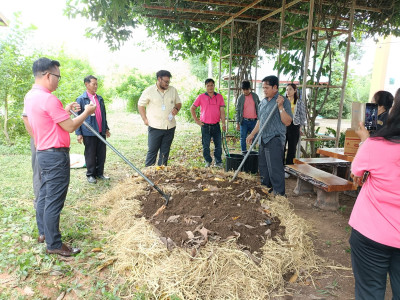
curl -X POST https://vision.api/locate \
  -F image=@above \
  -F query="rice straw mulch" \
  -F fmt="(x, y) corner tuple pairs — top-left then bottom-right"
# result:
(95, 167), (322, 299)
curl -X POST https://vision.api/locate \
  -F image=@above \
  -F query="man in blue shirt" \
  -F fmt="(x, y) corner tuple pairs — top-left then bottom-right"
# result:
(247, 75), (292, 196)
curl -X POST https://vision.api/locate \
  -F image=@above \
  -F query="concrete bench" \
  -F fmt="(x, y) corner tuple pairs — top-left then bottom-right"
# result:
(285, 164), (357, 211)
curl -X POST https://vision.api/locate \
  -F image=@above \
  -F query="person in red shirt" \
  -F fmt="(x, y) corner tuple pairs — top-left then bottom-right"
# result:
(24, 57), (96, 257)
(235, 80), (260, 153)
(190, 79), (226, 168)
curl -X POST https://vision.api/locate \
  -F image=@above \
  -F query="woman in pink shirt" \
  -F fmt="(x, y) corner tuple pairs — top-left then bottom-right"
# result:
(349, 97), (400, 299)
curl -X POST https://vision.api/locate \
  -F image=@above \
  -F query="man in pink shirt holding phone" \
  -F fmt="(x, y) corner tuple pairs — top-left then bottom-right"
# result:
(24, 57), (96, 257)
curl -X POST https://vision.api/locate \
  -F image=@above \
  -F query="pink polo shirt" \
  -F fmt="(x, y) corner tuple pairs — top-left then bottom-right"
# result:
(243, 94), (257, 119)
(193, 92), (225, 124)
(87, 91), (103, 132)
(23, 84), (71, 150)
(349, 138), (400, 248)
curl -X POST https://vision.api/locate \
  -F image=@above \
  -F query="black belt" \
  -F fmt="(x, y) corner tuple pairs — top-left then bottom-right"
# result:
(203, 123), (219, 126)
(38, 147), (70, 153)
(243, 118), (257, 121)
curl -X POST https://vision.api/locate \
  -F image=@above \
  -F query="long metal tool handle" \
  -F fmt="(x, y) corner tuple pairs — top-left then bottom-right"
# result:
(231, 105), (278, 181)
(70, 110), (170, 205)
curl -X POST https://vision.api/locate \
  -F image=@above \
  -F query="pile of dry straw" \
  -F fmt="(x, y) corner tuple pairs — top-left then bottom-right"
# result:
(95, 167), (321, 299)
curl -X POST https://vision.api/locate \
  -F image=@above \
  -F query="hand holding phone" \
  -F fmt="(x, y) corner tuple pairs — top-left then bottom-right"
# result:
(365, 103), (378, 131)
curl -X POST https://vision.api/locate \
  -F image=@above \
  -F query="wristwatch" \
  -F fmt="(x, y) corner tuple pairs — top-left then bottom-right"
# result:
(279, 108), (285, 113)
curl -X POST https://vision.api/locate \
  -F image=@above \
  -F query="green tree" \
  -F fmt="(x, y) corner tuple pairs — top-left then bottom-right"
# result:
(52, 51), (110, 105)
(114, 69), (154, 112)
(65, 0), (400, 157)
(0, 16), (36, 143)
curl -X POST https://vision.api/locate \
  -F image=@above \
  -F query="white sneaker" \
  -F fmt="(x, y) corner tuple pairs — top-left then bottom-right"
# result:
(285, 172), (290, 179)
(205, 162), (211, 168)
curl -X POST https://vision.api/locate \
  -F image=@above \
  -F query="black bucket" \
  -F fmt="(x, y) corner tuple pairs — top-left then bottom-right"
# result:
(225, 154), (244, 172)
(243, 151), (259, 174)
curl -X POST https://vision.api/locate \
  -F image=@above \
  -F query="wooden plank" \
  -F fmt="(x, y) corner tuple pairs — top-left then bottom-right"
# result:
(211, 0), (263, 33)
(257, 0), (303, 22)
(285, 164), (356, 192)
(317, 148), (354, 162)
(294, 157), (350, 165)
(142, 5), (256, 19)
(301, 137), (336, 142)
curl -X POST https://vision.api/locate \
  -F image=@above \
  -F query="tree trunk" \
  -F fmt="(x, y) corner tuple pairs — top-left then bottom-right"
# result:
(3, 94), (10, 143)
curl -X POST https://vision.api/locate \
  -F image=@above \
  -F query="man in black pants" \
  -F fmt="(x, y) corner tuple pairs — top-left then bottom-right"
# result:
(24, 57), (96, 256)
(138, 70), (182, 166)
(247, 76), (292, 196)
(75, 75), (110, 184)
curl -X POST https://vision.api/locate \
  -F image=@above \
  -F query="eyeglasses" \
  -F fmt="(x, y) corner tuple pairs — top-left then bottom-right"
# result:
(43, 72), (61, 81)
(161, 78), (170, 85)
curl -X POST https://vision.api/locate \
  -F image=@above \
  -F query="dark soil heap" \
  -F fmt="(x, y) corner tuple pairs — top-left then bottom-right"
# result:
(139, 167), (285, 254)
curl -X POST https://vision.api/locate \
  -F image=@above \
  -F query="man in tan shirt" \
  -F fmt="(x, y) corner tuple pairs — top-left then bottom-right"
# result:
(138, 70), (182, 166)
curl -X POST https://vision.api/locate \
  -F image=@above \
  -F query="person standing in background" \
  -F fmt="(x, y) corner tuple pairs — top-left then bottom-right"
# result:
(371, 90), (393, 131)
(235, 80), (260, 154)
(284, 83), (306, 178)
(191, 78), (226, 168)
(75, 75), (111, 184)
(138, 70), (182, 167)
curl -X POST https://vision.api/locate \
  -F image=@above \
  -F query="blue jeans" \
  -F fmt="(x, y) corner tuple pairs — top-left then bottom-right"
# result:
(350, 229), (400, 300)
(240, 119), (257, 152)
(259, 137), (285, 195)
(36, 151), (70, 250)
(201, 123), (222, 164)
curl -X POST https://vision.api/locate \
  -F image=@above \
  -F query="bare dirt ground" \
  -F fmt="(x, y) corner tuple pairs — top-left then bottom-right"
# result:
(140, 168), (285, 254)
(283, 177), (356, 299)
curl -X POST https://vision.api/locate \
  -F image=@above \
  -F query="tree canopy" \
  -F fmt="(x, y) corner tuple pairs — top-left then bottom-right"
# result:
(66, 0), (400, 59)
(66, 0), (400, 156)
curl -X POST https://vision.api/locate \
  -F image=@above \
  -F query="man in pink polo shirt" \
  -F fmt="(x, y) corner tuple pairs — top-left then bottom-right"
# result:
(190, 78), (226, 168)
(23, 57), (96, 257)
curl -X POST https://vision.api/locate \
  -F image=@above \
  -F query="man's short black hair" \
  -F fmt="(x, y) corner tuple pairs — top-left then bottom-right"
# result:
(84, 75), (97, 84)
(241, 80), (251, 90)
(262, 75), (279, 89)
(205, 78), (215, 85)
(156, 70), (172, 79)
(373, 90), (394, 112)
(32, 57), (60, 77)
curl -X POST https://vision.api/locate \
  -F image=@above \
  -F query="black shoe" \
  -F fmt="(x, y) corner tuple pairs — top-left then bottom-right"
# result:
(97, 175), (110, 180)
(46, 243), (81, 257)
(87, 176), (97, 184)
(37, 235), (45, 243)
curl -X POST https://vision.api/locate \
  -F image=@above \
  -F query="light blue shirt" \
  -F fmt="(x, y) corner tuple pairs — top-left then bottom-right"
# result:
(258, 92), (293, 146)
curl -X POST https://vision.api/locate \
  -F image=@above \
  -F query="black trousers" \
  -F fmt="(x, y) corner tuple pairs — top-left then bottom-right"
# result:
(83, 135), (107, 177)
(259, 137), (285, 196)
(36, 151), (70, 250)
(145, 126), (176, 167)
(285, 122), (300, 165)
(350, 229), (400, 300)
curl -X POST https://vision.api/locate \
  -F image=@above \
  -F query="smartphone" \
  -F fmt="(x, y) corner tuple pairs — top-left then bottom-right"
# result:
(361, 171), (370, 184)
(365, 103), (378, 131)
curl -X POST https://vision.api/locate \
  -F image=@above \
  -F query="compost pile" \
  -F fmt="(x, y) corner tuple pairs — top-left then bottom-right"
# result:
(97, 166), (320, 299)
(139, 167), (285, 254)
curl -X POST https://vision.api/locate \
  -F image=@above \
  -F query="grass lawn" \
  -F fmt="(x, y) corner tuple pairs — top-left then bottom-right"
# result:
(0, 110), (215, 299)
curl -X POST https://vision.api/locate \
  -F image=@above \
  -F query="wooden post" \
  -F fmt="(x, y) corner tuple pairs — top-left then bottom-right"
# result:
(335, 0), (356, 147)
